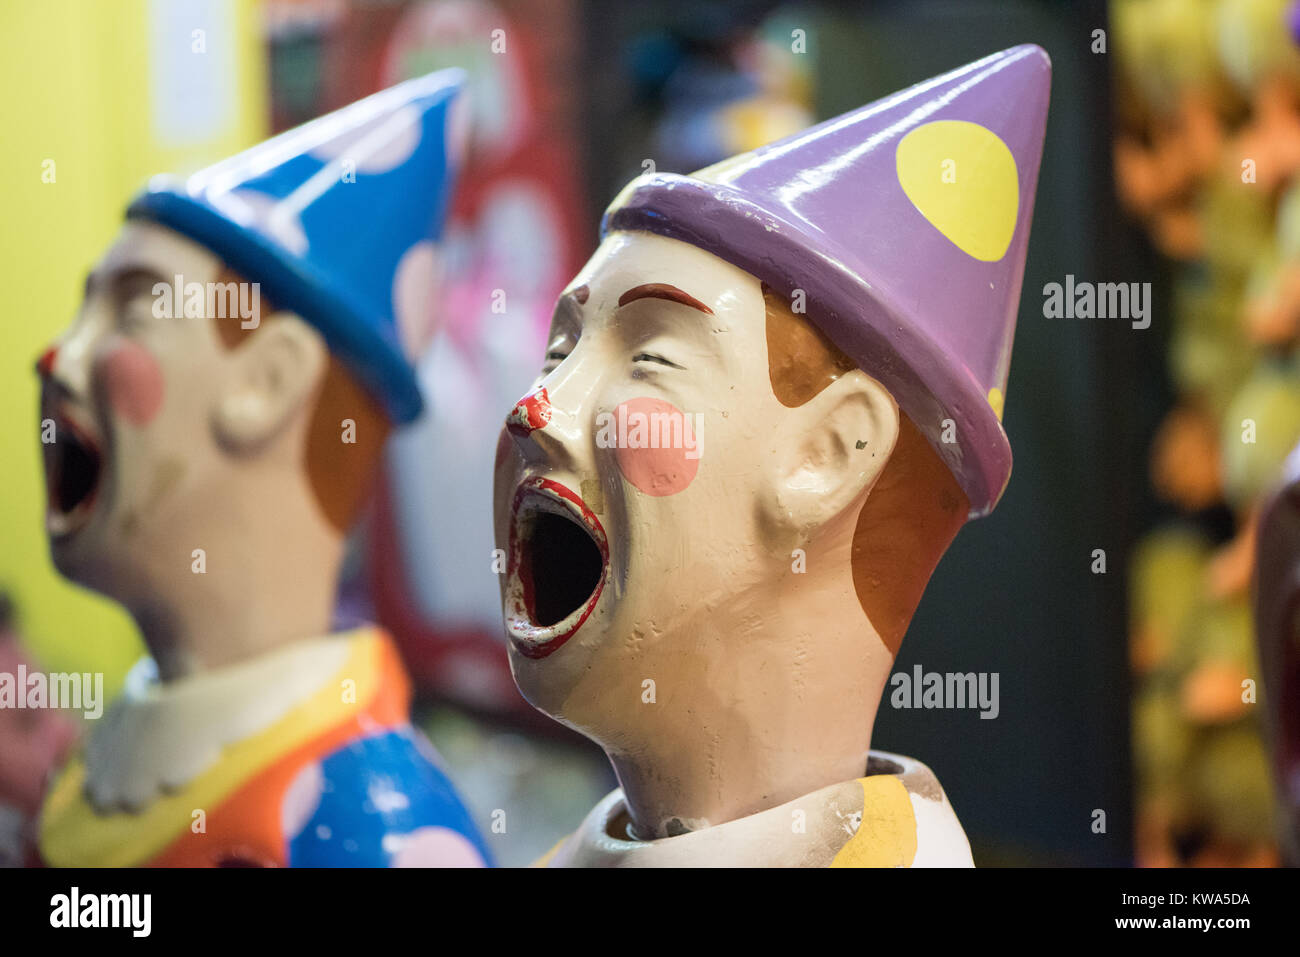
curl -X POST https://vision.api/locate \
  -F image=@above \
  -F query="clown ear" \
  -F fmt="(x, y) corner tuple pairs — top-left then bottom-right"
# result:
(766, 370), (900, 540)
(212, 314), (328, 454)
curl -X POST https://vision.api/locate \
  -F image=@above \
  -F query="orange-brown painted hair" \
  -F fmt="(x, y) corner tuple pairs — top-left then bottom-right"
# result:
(764, 289), (968, 654)
(212, 268), (391, 533)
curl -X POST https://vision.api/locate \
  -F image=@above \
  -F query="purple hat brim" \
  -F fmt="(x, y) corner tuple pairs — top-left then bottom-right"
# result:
(603, 173), (1011, 518)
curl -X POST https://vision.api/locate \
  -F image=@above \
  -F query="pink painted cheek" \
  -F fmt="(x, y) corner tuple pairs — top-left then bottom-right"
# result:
(612, 397), (701, 497)
(100, 342), (165, 426)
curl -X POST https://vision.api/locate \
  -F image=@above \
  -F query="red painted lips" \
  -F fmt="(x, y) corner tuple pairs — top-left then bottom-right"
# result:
(504, 476), (608, 659)
(42, 405), (105, 539)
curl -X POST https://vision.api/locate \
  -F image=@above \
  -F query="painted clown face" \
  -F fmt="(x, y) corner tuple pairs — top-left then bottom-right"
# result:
(37, 221), (267, 604)
(494, 230), (899, 741)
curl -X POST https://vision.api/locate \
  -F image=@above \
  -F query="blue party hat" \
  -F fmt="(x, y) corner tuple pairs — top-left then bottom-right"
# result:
(128, 69), (467, 424)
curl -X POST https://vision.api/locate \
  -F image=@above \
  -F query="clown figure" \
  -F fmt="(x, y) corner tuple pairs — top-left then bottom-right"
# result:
(495, 47), (1050, 866)
(35, 71), (490, 867)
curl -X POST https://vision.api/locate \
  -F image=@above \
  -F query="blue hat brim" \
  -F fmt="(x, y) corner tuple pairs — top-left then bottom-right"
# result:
(127, 190), (424, 425)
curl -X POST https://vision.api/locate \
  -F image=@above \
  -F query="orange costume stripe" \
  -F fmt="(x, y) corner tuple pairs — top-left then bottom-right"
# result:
(40, 630), (411, 868)
(151, 640), (409, 867)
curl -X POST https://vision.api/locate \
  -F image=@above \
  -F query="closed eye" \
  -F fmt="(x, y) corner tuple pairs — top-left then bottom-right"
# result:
(118, 298), (155, 332)
(541, 350), (569, 375)
(633, 352), (684, 369)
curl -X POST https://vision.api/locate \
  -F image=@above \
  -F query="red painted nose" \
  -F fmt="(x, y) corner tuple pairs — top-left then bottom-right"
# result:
(35, 346), (58, 379)
(507, 387), (552, 437)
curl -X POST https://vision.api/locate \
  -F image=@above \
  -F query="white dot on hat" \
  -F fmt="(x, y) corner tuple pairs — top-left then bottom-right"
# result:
(393, 240), (441, 360)
(309, 104), (423, 175)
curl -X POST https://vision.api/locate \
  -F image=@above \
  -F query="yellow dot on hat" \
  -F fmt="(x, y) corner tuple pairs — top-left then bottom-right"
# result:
(895, 120), (1019, 262)
(987, 387), (1005, 420)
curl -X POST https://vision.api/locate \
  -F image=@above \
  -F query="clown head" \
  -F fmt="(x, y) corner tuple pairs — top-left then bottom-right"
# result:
(37, 71), (464, 677)
(495, 47), (1050, 837)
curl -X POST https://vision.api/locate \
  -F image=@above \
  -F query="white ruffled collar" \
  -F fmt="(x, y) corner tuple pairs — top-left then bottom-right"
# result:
(83, 632), (359, 813)
(550, 750), (974, 867)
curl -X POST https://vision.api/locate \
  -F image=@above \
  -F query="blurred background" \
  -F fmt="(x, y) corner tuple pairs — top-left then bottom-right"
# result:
(2, 0), (1298, 866)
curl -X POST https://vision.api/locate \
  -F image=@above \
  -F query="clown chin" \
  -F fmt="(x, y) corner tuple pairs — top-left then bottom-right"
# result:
(504, 476), (608, 660)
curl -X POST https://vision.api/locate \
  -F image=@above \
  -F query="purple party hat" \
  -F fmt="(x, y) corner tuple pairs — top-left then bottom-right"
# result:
(603, 45), (1051, 517)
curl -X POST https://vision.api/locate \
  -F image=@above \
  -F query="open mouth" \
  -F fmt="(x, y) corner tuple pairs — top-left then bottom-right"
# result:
(43, 410), (104, 538)
(505, 476), (609, 659)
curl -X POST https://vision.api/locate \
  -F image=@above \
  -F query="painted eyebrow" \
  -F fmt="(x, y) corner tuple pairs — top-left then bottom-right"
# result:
(87, 266), (166, 298)
(616, 283), (714, 315)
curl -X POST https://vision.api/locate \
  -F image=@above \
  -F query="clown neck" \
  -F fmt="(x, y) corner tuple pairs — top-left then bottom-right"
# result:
(605, 499), (893, 841)
(125, 480), (345, 683)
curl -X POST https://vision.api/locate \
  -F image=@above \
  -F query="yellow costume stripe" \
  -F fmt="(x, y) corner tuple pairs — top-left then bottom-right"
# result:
(830, 776), (918, 868)
(531, 837), (567, 868)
